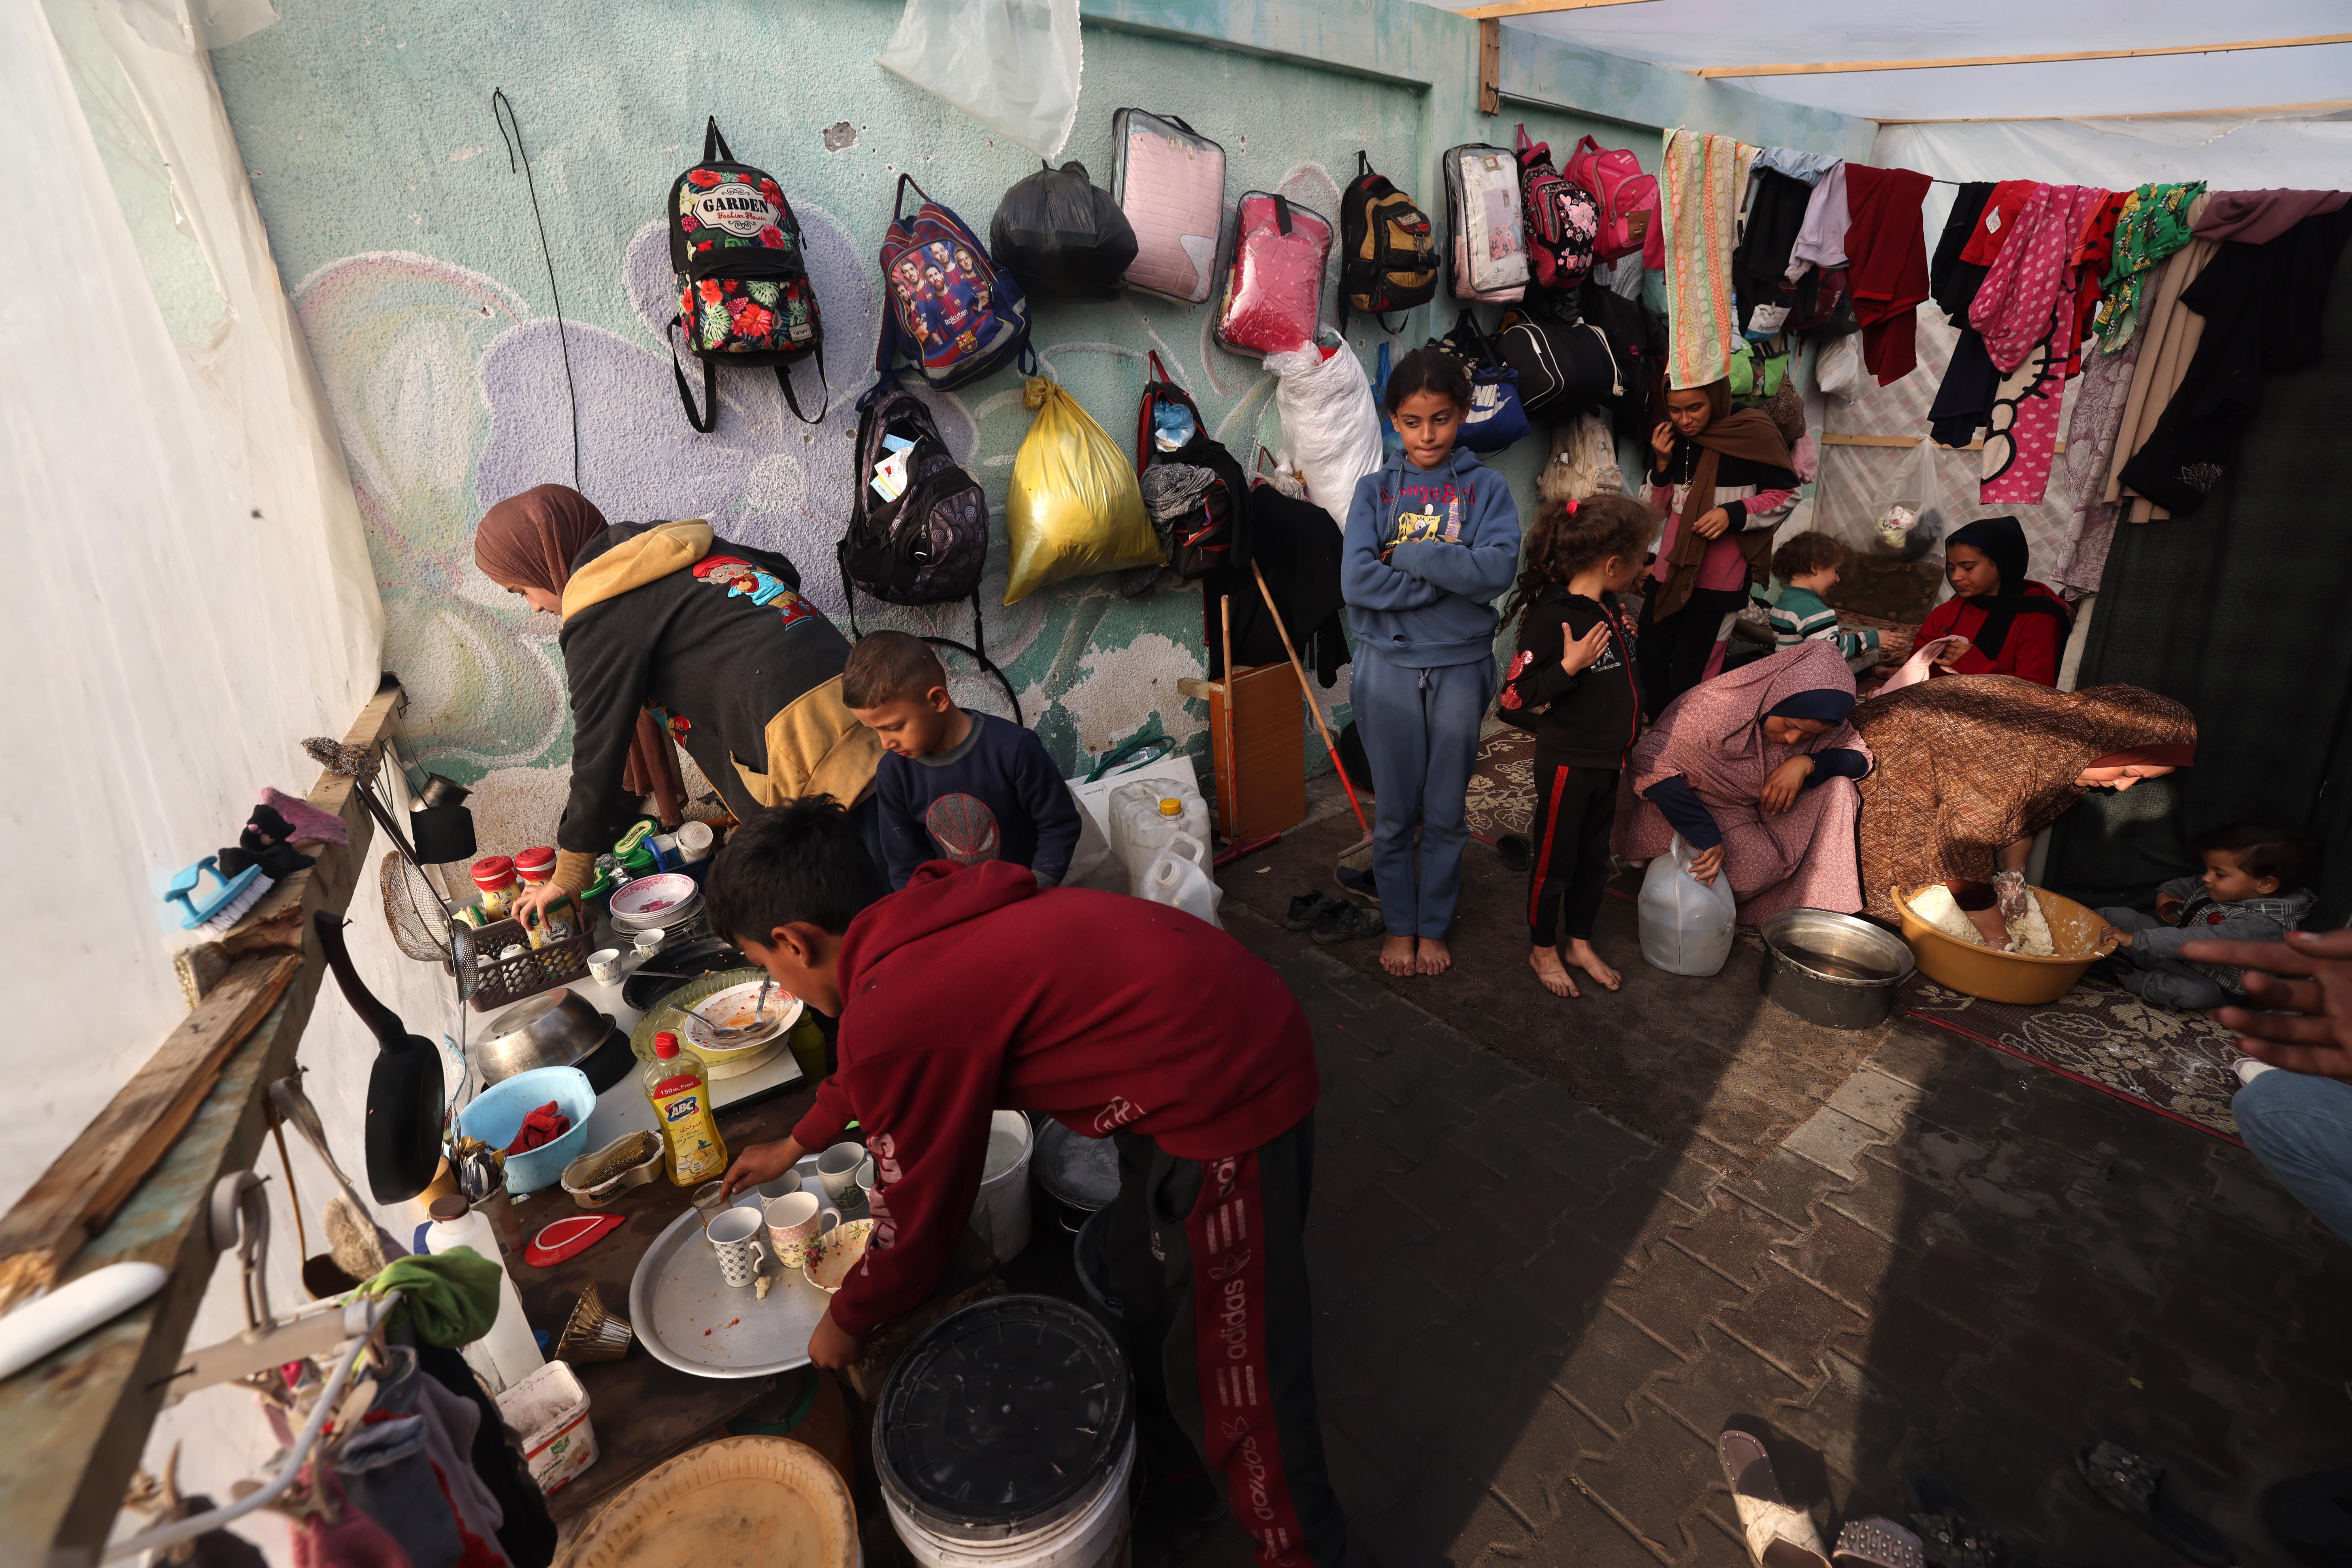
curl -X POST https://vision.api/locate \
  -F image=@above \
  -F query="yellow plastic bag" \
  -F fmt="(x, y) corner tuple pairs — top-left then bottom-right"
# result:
(1003, 376), (1160, 604)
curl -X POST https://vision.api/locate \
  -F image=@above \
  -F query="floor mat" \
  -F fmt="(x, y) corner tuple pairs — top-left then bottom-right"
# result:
(1897, 973), (2248, 1142)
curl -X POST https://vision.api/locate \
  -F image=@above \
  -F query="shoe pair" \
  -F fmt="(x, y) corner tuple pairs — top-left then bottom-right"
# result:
(1284, 888), (1383, 945)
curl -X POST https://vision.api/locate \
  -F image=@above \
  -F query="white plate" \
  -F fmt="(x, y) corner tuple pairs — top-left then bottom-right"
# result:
(680, 980), (803, 1057)
(627, 1155), (841, 1379)
(609, 873), (699, 922)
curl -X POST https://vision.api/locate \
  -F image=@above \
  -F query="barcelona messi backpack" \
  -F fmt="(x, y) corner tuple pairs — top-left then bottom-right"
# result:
(666, 118), (827, 431)
(876, 175), (1036, 392)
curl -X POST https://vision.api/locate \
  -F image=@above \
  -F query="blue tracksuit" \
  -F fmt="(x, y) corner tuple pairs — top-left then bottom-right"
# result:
(1341, 446), (1522, 938)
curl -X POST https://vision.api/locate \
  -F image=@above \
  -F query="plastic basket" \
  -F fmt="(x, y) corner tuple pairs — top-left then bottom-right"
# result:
(467, 899), (591, 1012)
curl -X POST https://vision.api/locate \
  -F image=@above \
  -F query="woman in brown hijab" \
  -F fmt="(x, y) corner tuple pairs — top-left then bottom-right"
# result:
(1851, 674), (2196, 921)
(475, 484), (879, 927)
(1638, 379), (1802, 718)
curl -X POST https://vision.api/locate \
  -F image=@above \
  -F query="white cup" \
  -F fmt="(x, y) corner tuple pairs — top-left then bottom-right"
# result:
(733, 1172), (802, 1210)
(631, 926), (667, 958)
(817, 1142), (866, 1204)
(677, 821), (715, 863)
(705, 1206), (766, 1287)
(586, 948), (623, 985)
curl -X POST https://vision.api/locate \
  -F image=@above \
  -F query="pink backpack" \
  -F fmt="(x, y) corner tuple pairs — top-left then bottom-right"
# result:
(1564, 135), (1659, 264)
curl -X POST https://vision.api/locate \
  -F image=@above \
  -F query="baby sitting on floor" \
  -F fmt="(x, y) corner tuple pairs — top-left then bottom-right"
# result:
(2098, 824), (2316, 1010)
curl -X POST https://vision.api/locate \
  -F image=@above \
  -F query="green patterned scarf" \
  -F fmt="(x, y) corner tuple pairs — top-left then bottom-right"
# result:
(2092, 181), (2205, 351)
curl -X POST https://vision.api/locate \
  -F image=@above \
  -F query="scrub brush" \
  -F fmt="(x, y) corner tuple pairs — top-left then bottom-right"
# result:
(162, 857), (272, 935)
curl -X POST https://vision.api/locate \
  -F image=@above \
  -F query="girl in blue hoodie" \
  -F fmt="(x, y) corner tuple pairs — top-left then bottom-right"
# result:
(1342, 347), (1523, 977)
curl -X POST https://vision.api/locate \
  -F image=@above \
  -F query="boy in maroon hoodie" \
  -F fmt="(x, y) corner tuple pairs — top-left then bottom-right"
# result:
(709, 798), (1347, 1568)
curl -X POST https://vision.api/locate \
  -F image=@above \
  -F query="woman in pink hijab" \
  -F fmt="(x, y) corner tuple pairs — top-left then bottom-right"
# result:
(1611, 640), (1872, 921)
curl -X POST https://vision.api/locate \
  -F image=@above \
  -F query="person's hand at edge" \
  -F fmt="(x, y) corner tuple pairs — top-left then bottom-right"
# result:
(807, 1310), (863, 1370)
(2184, 929), (2352, 1080)
(719, 1137), (804, 1200)
(1687, 844), (1725, 884)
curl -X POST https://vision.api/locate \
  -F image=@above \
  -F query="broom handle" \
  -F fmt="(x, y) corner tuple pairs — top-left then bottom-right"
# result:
(1252, 561), (1369, 837)
(1220, 595), (1238, 835)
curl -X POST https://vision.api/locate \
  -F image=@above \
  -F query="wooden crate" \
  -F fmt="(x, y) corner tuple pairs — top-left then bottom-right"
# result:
(1197, 662), (1306, 840)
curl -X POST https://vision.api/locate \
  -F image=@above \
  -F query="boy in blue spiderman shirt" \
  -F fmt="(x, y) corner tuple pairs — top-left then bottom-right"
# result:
(1342, 347), (1522, 979)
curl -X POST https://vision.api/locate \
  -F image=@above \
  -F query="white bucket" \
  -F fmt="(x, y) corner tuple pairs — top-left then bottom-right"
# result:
(973, 1110), (1034, 1263)
(885, 1432), (1133, 1568)
(495, 1360), (596, 1495)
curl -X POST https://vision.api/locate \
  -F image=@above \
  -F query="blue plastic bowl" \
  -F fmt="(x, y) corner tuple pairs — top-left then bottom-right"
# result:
(456, 1066), (597, 1195)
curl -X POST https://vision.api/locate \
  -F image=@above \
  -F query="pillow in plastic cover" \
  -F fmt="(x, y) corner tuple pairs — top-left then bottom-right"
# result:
(1113, 109), (1226, 304)
(1215, 193), (1332, 359)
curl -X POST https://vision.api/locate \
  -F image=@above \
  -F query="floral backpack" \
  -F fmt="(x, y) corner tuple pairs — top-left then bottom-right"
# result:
(666, 119), (826, 431)
(876, 175), (1035, 392)
(1513, 125), (1600, 293)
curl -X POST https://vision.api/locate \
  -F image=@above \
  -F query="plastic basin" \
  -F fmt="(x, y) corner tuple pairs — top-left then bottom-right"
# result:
(457, 1065), (597, 1194)
(1892, 884), (2120, 1006)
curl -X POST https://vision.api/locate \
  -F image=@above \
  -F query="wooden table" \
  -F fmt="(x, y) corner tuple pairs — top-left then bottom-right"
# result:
(505, 1084), (820, 1522)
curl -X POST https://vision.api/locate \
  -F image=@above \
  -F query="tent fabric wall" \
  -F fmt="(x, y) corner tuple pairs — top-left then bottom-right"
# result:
(2047, 252), (2352, 924)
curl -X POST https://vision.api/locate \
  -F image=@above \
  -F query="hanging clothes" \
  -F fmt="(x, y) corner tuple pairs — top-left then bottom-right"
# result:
(1732, 168), (1814, 337)
(1926, 182), (2023, 447)
(1973, 183), (2108, 505)
(1662, 128), (1758, 389)
(2196, 188), (2350, 245)
(2104, 210), (2218, 522)
(2069, 191), (2130, 357)
(1842, 164), (1933, 386)
(1753, 147), (1838, 186)
(2091, 181), (2206, 351)
(2116, 206), (2352, 517)
(1217, 484), (1349, 683)
(1930, 182), (1996, 319)
(2049, 332), (2144, 597)
(1784, 161), (1850, 279)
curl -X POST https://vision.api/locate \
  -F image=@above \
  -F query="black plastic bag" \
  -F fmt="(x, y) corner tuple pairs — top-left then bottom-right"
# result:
(990, 160), (1139, 300)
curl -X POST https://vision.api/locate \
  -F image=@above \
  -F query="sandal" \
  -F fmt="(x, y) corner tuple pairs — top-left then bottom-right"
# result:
(1834, 1518), (1926, 1568)
(1719, 1430), (1832, 1568)
(1904, 1474), (2008, 1568)
(2077, 1441), (2234, 1568)
(1312, 900), (1385, 946)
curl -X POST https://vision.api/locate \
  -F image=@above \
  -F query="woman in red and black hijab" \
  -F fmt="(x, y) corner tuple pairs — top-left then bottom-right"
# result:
(1913, 516), (2073, 688)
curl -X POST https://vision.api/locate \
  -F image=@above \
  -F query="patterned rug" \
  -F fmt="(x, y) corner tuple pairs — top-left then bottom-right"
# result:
(1463, 723), (1537, 842)
(1898, 973), (2248, 1142)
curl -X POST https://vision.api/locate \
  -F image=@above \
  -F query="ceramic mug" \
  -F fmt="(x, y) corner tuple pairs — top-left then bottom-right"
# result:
(731, 1172), (802, 1212)
(586, 948), (623, 985)
(705, 1206), (766, 1288)
(816, 1142), (867, 1204)
(763, 1191), (840, 1270)
(631, 926), (667, 958)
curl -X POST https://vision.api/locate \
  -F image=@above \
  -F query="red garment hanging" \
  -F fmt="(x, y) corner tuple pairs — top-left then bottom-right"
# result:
(1843, 165), (1934, 386)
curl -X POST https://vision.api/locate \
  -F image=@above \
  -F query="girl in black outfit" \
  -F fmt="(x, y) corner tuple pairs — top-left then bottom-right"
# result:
(1498, 494), (1662, 998)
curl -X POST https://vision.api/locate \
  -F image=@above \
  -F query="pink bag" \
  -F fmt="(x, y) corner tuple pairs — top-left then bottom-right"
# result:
(1215, 192), (1332, 359)
(1564, 135), (1660, 265)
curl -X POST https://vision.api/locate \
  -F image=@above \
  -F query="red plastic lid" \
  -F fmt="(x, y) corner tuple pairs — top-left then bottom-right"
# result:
(513, 845), (556, 878)
(654, 1030), (680, 1059)
(471, 855), (518, 889)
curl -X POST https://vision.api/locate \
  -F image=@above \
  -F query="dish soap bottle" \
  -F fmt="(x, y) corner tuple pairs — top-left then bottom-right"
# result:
(422, 1194), (544, 1395)
(646, 1031), (729, 1187)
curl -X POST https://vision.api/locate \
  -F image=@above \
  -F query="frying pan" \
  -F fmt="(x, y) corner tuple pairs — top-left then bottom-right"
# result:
(314, 912), (445, 1203)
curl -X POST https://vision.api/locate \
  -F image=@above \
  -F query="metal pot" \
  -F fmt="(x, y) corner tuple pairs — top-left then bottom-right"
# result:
(473, 989), (612, 1085)
(1033, 1119), (1121, 1232)
(1757, 909), (1916, 1031)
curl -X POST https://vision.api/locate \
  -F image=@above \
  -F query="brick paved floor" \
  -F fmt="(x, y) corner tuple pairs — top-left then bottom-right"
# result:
(1165, 901), (2352, 1568)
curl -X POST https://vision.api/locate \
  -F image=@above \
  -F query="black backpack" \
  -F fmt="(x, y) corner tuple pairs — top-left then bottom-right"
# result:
(837, 378), (1020, 720)
(1134, 352), (1250, 581)
(1338, 151), (1437, 335)
(990, 161), (1138, 301)
(665, 118), (826, 431)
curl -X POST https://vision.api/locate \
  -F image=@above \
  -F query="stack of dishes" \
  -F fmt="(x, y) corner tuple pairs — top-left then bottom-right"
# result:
(608, 873), (704, 942)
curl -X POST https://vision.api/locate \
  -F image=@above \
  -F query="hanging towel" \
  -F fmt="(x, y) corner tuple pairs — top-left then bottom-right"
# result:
(1662, 128), (1755, 389)
(1843, 164), (1933, 386)
(2092, 182), (2206, 351)
(359, 1249), (501, 1349)
(1974, 184), (2107, 504)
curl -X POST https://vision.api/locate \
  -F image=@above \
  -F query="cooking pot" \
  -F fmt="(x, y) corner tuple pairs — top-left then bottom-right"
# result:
(1757, 909), (1915, 1030)
(1033, 1119), (1121, 1232)
(473, 989), (612, 1086)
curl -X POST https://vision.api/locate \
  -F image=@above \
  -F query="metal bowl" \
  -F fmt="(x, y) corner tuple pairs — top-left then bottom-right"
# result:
(1757, 909), (1916, 1030)
(474, 988), (613, 1085)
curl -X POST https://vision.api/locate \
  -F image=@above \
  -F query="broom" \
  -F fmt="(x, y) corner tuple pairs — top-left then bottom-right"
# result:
(1250, 562), (1371, 857)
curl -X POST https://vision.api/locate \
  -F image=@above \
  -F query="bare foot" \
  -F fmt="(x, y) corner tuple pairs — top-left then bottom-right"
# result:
(1561, 938), (1621, 991)
(1416, 937), (1453, 976)
(1379, 934), (1418, 977)
(1530, 945), (1579, 997)
(1964, 903), (2010, 949)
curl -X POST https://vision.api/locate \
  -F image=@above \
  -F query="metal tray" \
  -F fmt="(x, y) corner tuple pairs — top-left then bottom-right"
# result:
(627, 1154), (850, 1379)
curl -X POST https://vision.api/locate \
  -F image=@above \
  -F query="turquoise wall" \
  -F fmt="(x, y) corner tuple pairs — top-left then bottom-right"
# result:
(207, 0), (1867, 803)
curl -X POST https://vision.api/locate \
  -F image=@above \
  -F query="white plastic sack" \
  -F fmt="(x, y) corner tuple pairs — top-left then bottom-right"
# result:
(1873, 438), (1946, 561)
(877, 0), (1082, 162)
(1141, 839), (1224, 927)
(1637, 835), (1737, 977)
(1266, 341), (1383, 529)
(1815, 331), (1867, 401)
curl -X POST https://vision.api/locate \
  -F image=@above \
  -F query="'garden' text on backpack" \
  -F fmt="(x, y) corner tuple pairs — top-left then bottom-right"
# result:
(1514, 125), (1600, 293)
(667, 117), (826, 432)
(1339, 151), (1437, 334)
(837, 377), (1021, 720)
(878, 174), (1035, 392)
(1562, 135), (1659, 264)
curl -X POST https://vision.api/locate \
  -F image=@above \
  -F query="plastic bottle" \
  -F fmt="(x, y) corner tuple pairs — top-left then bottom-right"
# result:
(422, 1194), (544, 1396)
(645, 1031), (729, 1187)
(1110, 781), (1209, 896)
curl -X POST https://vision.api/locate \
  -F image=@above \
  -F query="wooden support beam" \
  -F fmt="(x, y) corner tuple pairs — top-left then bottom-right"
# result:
(0, 680), (405, 1568)
(1697, 31), (2352, 79)
(1459, 0), (1660, 19)
(1479, 18), (1501, 114)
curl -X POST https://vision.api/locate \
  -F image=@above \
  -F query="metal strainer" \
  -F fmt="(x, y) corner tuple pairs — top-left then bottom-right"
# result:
(380, 851), (452, 964)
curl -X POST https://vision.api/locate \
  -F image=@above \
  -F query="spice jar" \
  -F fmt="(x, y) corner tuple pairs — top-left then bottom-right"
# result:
(471, 856), (519, 920)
